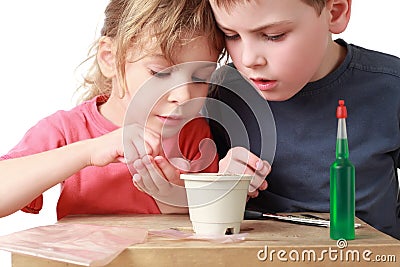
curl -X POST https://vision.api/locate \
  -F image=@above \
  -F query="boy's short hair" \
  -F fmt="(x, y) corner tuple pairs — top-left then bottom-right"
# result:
(211, 0), (326, 15)
(303, 0), (327, 14)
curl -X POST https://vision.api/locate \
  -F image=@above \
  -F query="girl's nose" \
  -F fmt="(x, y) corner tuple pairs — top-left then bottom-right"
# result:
(241, 41), (267, 68)
(167, 84), (191, 104)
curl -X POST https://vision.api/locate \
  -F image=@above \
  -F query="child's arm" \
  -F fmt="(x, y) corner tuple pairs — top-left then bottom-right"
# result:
(0, 124), (160, 217)
(0, 140), (92, 217)
(218, 147), (270, 198)
(132, 155), (189, 213)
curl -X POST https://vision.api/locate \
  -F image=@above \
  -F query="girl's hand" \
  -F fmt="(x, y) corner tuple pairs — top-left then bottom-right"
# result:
(132, 155), (189, 208)
(132, 155), (189, 192)
(123, 124), (161, 164)
(86, 124), (160, 167)
(219, 146), (271, 199)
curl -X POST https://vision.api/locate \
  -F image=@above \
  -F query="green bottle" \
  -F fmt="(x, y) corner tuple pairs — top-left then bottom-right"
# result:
(330, 100), (355, 240)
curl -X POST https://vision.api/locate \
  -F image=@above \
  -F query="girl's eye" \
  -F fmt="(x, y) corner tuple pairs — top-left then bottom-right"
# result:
(263, 33), (285, 41)
(150, 69), (171, 78)
(224, 34), (240, 41)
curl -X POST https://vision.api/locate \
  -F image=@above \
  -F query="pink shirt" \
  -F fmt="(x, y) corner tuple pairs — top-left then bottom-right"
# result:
(1, 96), (218, 219)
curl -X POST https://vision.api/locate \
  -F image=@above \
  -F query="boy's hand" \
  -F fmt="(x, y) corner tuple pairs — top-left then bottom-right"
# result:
(219, 146), (271, 199)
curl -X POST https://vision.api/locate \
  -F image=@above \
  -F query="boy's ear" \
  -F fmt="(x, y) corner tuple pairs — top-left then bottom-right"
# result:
(327, 0), (352, 34)
(97, 36), (116, 78)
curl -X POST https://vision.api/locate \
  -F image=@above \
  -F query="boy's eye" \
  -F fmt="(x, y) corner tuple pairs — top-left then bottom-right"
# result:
(263, 33), (285, 41)
(224, 33), (285, 42)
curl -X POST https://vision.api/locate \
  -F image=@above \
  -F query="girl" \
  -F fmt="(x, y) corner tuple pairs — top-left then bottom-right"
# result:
(0, 0), (225, 219)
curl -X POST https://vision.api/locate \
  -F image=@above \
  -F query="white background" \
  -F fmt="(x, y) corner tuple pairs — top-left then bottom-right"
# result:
(0, 1), (399, 266)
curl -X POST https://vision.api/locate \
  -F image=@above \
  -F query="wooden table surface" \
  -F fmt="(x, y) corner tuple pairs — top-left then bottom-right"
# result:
(12, 213), (400, 267)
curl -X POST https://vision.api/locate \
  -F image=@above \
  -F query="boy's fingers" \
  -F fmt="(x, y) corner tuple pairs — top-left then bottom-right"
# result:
(228, 147), (261, 171)
(220, 152), (271, 196)
(250, 160), (271, 191)
(219, 158), (252, 175)
(219, 158), (264, 194)
(258, 180), (268, 191)
(248, 189), (259, 198)
(249, 179), (267, 193)
(255, 160), (271, 176)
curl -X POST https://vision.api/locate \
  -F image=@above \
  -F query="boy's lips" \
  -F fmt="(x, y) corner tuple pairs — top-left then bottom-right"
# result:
(250, 78), (277, 91)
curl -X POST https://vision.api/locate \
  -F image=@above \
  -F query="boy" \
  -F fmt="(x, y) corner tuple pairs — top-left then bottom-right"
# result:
(208, 0), (400, 239)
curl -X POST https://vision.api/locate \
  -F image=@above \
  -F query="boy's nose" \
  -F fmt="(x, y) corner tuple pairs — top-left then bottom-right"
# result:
(241, 41), (267, 68)
(167, 84), (191, 104)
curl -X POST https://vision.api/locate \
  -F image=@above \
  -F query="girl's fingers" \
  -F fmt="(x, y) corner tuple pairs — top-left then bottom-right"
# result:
(134, 158), (158, 193)
(123, 124), (161, 162)
(124, 142), (140, 163)
(155, 156), (184, 186)
(140, 127), (161, 156)
(132, 138), (150, 160)
(132, 174), (145, 192)
(154, 156), (179, 179)
(138, 129), (160, 157)
(141, 155), (171, 192)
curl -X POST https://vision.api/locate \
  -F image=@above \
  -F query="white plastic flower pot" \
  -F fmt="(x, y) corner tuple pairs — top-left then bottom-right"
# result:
(181, 173), (252, 236)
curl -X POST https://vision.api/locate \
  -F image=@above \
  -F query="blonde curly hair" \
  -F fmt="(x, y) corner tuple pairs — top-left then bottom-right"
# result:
(77, 0), (225, 102)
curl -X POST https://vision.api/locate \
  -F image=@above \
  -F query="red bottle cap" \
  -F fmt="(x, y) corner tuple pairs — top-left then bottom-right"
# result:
(336, 100), (347, 118)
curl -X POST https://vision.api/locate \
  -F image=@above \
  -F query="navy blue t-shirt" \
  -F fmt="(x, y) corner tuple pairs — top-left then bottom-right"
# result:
(207, 39), (400, 239)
